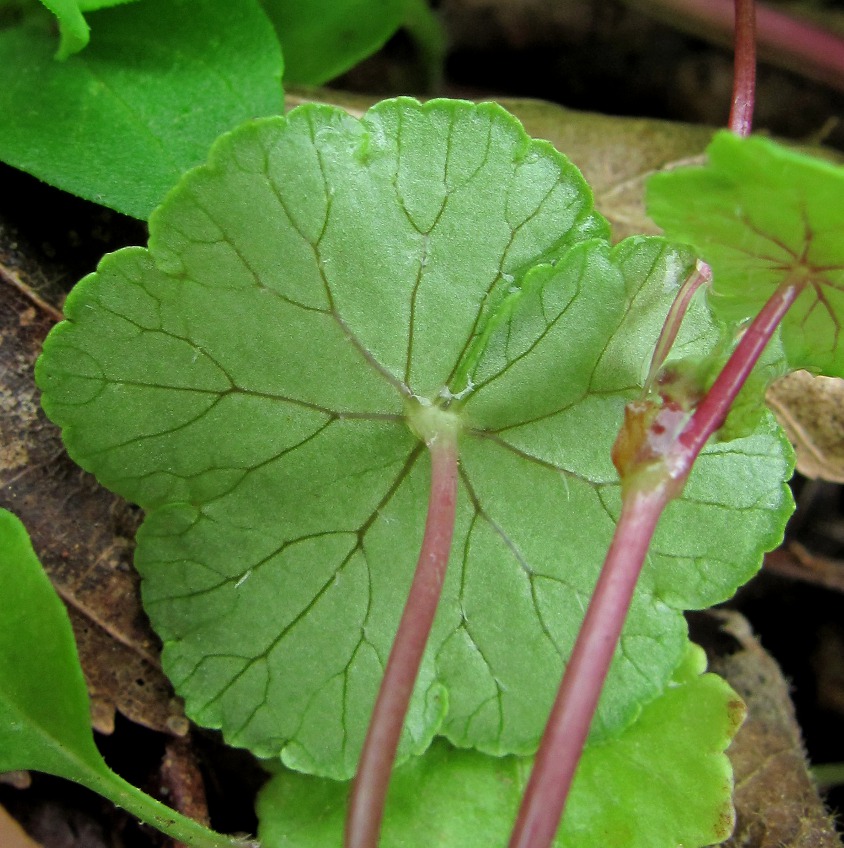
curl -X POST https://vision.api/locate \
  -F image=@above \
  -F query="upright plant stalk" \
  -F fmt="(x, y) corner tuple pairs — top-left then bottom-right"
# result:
(507, 275), (802, 848)
(729, 0), (756, 135)
(644, 260), (712, 392)
(507, 6), (769, 846)
(345, 420), (459, 848)
(646, 0), (755, 391)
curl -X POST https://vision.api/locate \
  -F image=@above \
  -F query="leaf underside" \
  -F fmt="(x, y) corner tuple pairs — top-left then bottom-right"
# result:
(648, 132), (844, 378)
(37, 98), (793, 779)
(257, 642), (744, 848)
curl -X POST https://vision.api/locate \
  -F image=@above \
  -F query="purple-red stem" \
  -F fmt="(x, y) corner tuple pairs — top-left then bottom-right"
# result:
(507, 484), (670, 848)
(345, 433), (459, 848)
(645, 260), (712, 392)
(506, 278), (802, 848)
(729, 0), (756, 135)
(678, 281), (802, 460)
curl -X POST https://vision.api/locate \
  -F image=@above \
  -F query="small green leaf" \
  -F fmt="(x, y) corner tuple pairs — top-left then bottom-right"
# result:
(37, 0), (141, 59)
(256, 641), (743, 848)
(37, 0), (89, 58)
(0, 507), (104, 779)
(37, 99), (792, 779)
(260, 0), (407, 85)
(0, 508), (258, 848)
(647, 132), (844, 378)
(0, 0), (283, 219)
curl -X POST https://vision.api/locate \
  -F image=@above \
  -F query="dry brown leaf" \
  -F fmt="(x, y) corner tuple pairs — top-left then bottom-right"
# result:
(696, 610), (842, 848)
(0, 263), (186, 737)
(767, 371), (844, 484)
(0, 805), (43, 848)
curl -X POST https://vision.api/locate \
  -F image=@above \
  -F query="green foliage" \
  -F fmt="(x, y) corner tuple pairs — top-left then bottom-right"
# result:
(257, 642), (743, 848)
(0, 508), (258, 848)
(0, 507), (103, 781)
(37, 0), (139, 58)
(37, 98), (792, 781)
(648, 131), (844, 378)
(260, 0), (407, 84)
(0, 0), (283, 218)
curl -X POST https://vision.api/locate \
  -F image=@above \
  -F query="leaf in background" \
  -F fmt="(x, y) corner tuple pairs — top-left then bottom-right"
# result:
(260, 0), (406, 85)
(37, 0), (89, 58)
(37, 0), (140, 59)
(0, 506), (258, 848)
(0, 267), (186, 737)
(647, 132), (844, 378)
(0, 507), (105, 779)
(37, 99), (792, 779)
(256, 641), (743, 848)
(766, 370), (844, 483)
(0, 0), (283, 219)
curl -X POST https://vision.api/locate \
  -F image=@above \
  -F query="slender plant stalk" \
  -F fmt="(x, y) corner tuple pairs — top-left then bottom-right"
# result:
(506, 277), (803, 848)
(729, 0), (756, 135)
(507, 484), (670, 848)
(644, 260), (712, 392)
(84, 768), (259, 848)
(345, 428), (459, 848)
(678, 281), (801, 459)
(647, 0), (755, 395)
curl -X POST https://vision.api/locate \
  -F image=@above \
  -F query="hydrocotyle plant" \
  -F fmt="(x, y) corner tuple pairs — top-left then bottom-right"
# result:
(34, 96), (796, 846)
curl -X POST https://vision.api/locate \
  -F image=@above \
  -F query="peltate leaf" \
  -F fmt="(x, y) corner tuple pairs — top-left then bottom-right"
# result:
(647, 132), (844, 378)
(260, 0), (407, 85)
(256, 641), (744, 848)
(37, 98), (793, 779)
(0, 0), (283, 219)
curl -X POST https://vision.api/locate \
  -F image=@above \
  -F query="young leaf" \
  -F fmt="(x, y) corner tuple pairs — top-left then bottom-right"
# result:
(37, 98), (792, 779)
(257, 641), (744, 848)
(37, 0), (140, 58)
(647, 132), (844, 378)
(0, 0), (283, 219)
(37, 0), (90, 59)
(260, 0), (407, 85)
(0, 508), (257, 848)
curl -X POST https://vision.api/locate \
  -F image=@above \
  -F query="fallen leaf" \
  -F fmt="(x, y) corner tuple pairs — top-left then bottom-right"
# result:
(0, 804), (43, 848)
(695, 610), (842, 848)
(0, 263), (186, 736)
(767, 371), (844, 483)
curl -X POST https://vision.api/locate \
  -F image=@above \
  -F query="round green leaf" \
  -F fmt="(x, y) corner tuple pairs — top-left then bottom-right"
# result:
(256, 642), (744, 848)
(37, 99), (792, 779)
(647, 132), (844, 378)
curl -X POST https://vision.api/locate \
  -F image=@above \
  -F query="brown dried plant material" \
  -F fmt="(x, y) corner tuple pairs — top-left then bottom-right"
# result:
(765, 544), (844, 594)
(160, 736), (211, 848)
(0, 264), (186, 736)
(0, 804), (43, 848)
(767, 371), (844, 484)
(701, 610), (842, 848)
